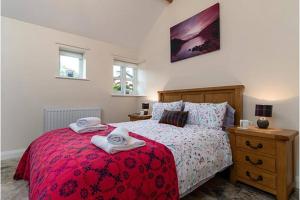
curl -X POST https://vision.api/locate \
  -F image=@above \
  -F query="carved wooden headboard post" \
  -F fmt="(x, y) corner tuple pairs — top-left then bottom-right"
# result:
(158, 85), (245, 125)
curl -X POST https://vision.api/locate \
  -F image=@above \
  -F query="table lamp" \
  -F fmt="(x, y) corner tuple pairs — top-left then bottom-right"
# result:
(255, 104), (273, 129)
(142, 103), (149, 115)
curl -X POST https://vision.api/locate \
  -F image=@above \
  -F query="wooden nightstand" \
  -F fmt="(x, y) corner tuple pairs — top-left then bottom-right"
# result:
(128, 113), (152, 121)
(228, 127), (298, 200)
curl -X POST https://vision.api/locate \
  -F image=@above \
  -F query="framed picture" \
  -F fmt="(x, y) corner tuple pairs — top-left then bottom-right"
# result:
(170, 3), (220, 62)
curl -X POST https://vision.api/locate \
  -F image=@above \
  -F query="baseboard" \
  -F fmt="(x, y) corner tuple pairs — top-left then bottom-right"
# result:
(1, 149), (25, 160)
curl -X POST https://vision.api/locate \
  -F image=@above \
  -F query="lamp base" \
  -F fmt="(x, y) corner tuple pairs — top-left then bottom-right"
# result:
(257, 118), (269, 129)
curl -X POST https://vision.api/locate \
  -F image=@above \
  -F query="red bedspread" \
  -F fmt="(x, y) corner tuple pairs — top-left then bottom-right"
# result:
(14, 125), (179, 200)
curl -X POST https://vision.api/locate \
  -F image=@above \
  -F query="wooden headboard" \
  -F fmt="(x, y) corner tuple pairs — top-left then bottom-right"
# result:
(158, 85), (245, 125)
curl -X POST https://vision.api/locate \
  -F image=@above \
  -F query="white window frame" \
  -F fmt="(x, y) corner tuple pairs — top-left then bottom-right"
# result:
(113, 60), (138, 95)
(58, 48), (87, 80)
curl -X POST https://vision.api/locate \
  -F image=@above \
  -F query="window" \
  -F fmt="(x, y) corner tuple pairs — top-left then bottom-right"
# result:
(113, 60), (137, 95)
(59, 49), (86, 79)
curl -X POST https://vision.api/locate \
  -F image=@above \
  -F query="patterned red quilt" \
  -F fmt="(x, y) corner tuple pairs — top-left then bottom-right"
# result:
(14, 125), (179, 200)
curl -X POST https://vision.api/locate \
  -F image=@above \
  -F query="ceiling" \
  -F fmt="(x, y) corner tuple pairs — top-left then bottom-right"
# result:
(2, 0), (166, 49)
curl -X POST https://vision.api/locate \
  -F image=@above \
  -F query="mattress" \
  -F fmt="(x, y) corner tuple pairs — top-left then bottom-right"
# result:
(110, 119), (233, 196)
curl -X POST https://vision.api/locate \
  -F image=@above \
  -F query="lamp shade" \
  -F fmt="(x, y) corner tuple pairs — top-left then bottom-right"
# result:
(255, 104), (272, 117)
(142, 103), (149, 109)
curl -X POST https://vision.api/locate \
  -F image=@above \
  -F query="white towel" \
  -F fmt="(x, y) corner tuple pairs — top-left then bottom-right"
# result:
(107, 127), (130, 145)
(69, 123), (108, 134)
(76, 117), (101, 127)
(91, 135), (146, 154)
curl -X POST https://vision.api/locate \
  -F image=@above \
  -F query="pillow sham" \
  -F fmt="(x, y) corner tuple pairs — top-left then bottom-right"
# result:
(151, 101), (183, 120)
(222, 104), (235, 128)
(184, 102), (227, 128)
(159, 110), (189, 127)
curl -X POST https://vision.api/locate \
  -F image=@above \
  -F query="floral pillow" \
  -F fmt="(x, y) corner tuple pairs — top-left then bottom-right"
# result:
(184, 102), (227, 128)
(151, 101), (183, 120)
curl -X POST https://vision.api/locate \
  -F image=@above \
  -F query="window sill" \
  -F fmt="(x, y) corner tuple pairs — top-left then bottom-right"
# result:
(55, 76), (90, 81)
(111, 94), (146, 97)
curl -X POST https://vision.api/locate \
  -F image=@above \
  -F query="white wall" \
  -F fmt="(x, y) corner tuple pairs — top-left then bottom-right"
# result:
(138, 0), (299, 178)
(2, 17), (139, 152)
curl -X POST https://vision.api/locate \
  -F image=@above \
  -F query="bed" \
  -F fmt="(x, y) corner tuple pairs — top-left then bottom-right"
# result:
(128, 84), (244, 196)
(14, 85), (244, 200)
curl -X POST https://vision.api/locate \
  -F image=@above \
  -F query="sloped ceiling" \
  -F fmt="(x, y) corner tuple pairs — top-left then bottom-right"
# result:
(2, 0), (167, 49)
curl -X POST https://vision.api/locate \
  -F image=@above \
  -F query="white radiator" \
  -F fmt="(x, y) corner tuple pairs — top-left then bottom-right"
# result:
(43, 108), (101, 131)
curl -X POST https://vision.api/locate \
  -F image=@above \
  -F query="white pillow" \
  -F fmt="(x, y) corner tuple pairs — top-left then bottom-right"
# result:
(151, 101), (183, 120)
(184, 102), (227, 128)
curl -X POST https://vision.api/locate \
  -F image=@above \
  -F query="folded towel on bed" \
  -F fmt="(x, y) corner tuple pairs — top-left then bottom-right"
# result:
(107, 127), (130, 145)
(69, 123), (108, 134)
(91, 135), (146, 154)
(76, 117), (101, 127)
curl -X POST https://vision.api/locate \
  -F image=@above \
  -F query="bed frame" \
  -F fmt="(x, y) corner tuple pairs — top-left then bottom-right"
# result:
(158, 85), (245, 126)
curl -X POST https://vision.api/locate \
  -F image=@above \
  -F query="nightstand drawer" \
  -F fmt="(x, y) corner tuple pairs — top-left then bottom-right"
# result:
(237, 164), (276, 189)
(236, 150), (276, 172)
(236, 135), (275, 156)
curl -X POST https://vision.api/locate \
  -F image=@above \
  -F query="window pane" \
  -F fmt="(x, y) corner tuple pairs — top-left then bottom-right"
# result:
(112, 60), (137, 95)
(60, 50), (83, 59)
(60, 55), (81, 78)
(126, 67), (134, 79)
(125, 80), (134, 94)
(113, 65), (121, 78)
(113, 79), (121, 92)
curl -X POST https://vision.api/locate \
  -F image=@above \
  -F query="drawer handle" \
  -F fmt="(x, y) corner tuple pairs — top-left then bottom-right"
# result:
(245, 156), (263, 165)
(245, 141), (263, 149)
(246, 171), (263, 182)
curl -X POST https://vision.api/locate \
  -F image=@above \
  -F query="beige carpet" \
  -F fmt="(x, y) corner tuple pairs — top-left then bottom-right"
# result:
(1, 158), (299, 200)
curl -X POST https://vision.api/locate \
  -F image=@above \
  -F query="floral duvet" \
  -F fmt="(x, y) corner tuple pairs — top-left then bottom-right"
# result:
(110, 120), (232, 196)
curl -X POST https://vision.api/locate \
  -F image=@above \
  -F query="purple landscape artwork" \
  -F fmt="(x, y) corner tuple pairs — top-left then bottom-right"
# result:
(170, 3), (220, 62)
